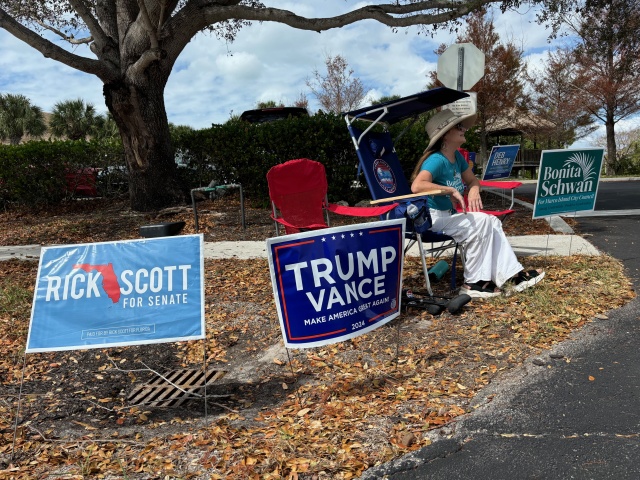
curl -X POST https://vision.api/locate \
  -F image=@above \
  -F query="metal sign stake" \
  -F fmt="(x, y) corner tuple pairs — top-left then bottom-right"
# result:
(457, 47), (465, 92)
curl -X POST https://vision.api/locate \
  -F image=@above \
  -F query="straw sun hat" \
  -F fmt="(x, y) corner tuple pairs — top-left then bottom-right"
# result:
(425, 109), (476, 150)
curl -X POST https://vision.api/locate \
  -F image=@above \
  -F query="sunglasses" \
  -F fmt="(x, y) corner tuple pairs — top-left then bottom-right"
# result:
(454, 123), (468, 132)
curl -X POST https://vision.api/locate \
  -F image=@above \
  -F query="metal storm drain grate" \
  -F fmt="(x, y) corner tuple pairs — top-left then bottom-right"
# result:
(127, 368), (226, 407)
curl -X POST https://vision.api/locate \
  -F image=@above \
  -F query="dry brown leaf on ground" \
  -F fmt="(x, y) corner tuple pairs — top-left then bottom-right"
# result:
(0, 250), (635, 478)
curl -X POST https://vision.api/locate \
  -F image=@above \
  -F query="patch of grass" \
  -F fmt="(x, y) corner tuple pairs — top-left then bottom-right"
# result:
(0, 261), (36, 339)
(487, 255), (633, 346)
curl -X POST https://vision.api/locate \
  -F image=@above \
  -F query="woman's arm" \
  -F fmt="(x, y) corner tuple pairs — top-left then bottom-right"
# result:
(412, 169), (466, 211)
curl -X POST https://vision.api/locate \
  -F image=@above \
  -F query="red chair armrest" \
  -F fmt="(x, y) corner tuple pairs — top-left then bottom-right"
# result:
(327, 203), (398, 217)
(455, 206), (515, 218)
(480, 180), (522, 190)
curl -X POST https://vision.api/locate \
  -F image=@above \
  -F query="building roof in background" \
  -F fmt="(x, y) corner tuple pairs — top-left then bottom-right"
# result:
(486, 109), (556, 137)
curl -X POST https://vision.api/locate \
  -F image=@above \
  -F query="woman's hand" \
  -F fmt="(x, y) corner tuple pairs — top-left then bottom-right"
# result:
(466, 187), (483, 212)
(462, 169), (483, 212)
(450, 190), (467, 213)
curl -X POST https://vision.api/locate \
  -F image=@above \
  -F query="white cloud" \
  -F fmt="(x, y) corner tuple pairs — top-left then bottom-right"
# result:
(572, 117), (640, 149)
(0, 3), (576, 129)
(494, 7), (550, 50)
(0, 30), (107, 115)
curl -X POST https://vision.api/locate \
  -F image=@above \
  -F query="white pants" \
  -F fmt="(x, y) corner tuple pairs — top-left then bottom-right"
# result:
(429, 209), (523, 287)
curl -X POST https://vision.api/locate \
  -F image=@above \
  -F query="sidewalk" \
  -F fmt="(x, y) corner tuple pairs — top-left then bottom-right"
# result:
(0, 194), (602, 262)
(0, 233), (601, 262)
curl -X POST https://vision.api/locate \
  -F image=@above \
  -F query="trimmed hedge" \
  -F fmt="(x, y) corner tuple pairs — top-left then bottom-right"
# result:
(0, 114), (433, 207)
(0, 140), (125, 206)
(173, 112), (432, 206)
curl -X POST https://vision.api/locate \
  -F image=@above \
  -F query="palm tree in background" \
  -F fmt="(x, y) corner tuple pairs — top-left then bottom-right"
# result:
(49, 99), (102, 140)
(0, 93), (47, 145)
(92, 112), (121, 141)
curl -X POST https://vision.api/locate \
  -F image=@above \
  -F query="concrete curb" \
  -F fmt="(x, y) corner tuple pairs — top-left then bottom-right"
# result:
(0, 244), (42, 262)
(0, 187), (612, 263)
(1, 234), (601, 262)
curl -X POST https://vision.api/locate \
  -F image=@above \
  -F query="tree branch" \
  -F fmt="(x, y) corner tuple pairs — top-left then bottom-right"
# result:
(126, 48), (165, 79)
(157, 0), (182, 31)
(67, 0), (111, 49)
(204, 1), (493, 31)
(137, 0), (160, 49)
(0, 7), (117, 81)
(35, 19), (92, 44)
(162, 0), (494, 78)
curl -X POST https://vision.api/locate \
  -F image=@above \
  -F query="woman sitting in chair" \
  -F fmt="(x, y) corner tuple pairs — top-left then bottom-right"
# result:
(410, 109), (544, 298)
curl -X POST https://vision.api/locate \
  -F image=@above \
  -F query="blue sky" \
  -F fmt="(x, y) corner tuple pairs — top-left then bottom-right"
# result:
(0, 2), (630, 145)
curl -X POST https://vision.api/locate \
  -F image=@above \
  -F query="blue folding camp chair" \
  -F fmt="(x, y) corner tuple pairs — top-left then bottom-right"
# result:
(344, 87), (469, 294)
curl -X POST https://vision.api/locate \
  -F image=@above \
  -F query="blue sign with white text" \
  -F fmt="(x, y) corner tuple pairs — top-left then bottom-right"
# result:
(27, 235), (205, 353)
(483, 145), (520, 180)
(267, 220), (405, 349)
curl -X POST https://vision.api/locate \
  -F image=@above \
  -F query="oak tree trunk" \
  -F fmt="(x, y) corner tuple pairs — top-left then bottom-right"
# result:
(104, 72), (183, 212)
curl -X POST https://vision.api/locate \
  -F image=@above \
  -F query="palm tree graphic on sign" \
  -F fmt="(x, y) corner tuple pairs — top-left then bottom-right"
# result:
(563, 152), (597, 182)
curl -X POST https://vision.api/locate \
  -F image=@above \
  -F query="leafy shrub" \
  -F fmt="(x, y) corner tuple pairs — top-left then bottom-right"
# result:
(610, 153), (640, 176)
(0, 140), (125, 206)
(0, 115), (431, 208)
(0, 142), (67, 206)
(174, 113), (430, 206)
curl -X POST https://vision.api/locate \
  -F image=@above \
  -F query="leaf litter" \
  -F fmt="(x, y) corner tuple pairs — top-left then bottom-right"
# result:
(0, 196), (633, 479)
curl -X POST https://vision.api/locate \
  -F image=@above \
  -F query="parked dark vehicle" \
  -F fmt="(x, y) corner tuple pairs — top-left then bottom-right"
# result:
(239, 107), (309, 123)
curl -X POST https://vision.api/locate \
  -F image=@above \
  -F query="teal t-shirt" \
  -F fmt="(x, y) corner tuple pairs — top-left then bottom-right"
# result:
(419, 151), (468, 211)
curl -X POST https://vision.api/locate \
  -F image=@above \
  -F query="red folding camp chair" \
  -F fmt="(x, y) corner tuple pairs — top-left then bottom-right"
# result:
(479, 179), (522, 215)
(266, 158), (398, 235)
(455, 148), (523, 219)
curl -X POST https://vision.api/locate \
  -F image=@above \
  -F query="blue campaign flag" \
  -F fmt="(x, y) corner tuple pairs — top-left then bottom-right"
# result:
(267, 219), (405, 349)
(483, 145), (520, 180)
(27, 235), (205, 353)
(533, 148), (604, 219)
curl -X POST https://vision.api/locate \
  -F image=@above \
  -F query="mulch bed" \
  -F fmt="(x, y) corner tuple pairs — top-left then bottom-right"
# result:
(1, 192), (600, 479)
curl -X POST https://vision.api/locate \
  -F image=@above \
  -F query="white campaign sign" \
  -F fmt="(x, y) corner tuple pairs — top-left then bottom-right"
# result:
(444, 92), (477, 115)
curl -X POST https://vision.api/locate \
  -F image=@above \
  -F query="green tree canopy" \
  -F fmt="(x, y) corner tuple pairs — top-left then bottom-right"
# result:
(256, 100), (284, 109)
(92, 112), (121, 142)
